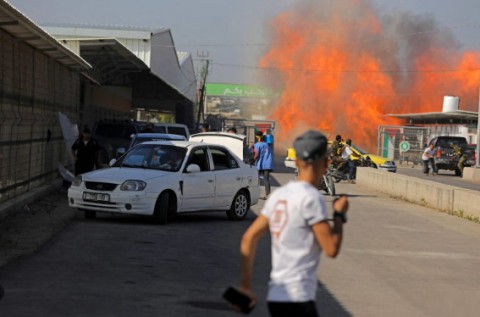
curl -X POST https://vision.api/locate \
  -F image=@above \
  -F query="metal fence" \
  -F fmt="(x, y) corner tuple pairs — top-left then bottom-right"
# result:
(0, 28), (81, 204)
(378, 125), (431, 166)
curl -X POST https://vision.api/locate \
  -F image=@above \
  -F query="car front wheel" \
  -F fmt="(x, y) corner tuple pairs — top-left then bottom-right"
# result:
(226, 190), (250, 220)
(154, 192), (170, 225)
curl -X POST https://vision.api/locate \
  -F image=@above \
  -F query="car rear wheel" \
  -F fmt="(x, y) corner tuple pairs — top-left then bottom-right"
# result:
(226, 190), (250, 220)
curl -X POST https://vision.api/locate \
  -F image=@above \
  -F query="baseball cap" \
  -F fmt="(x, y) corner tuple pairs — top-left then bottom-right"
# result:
(293, 130), (328, 162)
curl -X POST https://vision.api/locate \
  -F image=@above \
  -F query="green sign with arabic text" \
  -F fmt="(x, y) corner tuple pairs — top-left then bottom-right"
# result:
(205, 83), (275, 98)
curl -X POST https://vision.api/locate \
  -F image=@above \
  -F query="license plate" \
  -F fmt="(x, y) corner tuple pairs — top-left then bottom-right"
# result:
(83, 192), (110, 202)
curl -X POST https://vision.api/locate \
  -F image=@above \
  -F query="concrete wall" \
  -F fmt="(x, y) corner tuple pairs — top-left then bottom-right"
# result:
(357, 167), (480, 219)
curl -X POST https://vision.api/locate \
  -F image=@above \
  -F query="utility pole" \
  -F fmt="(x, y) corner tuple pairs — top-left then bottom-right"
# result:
(476, 85), (480, 168)
(196, 51), (210, 130)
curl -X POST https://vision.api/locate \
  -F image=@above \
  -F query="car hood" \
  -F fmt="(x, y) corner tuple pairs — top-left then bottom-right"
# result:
(81, 167), (173, 183)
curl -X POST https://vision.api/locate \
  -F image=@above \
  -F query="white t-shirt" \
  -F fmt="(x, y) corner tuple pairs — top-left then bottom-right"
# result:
(341, 145), (353, 160)
(261, 181), (327, 302)
(422, 147), (435, 161)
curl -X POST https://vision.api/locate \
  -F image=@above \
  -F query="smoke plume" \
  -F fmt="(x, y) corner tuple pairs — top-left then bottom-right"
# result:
(260, 0), (480, 150)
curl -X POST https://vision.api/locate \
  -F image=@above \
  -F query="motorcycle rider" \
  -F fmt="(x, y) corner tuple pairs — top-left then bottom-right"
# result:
(341, 139), (361, 183)
(330, 134), (346, 169)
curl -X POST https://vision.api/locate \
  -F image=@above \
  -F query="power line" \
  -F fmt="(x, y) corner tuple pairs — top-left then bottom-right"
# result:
(210, 61), (480, 74)
(149, 22), (480, 49)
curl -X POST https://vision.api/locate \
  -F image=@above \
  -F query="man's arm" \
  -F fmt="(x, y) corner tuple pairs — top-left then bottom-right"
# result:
(312, 195), (348, 258)
(240, 215), (269, 294)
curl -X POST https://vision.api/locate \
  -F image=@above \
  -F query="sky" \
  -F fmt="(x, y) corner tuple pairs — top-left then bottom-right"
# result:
(7, 0), (480, 85)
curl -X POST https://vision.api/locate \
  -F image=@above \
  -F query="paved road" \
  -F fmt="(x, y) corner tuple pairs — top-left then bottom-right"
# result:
(0, 169), (479, 316)
(396, 164), (480, 191)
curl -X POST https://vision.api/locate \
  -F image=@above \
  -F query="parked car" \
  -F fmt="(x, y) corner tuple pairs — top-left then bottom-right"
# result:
(189, 132), (253, 164)
(68, 141), (260, 224)
(153, 123), (190, 139)
(428, 136), (475, 175)
(92, 120), (146, 163)
(350, 144), (397, 173)
(128, 133), (186, 150)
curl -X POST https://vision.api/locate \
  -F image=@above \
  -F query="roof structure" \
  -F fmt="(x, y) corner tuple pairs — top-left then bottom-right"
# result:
(43, 24), (196, 104)
(78, 39), (149, 85)
(0, 1), (90, 70)
(387, 110), (478, 124)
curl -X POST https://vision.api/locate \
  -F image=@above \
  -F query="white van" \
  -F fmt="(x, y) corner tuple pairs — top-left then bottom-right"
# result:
(153, 123), (190, 139)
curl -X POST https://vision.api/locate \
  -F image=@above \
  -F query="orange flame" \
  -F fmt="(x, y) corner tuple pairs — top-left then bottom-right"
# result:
(260, 1), (480, 150)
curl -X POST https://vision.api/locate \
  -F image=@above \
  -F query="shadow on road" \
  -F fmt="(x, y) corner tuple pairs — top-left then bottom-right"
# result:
(317, 281), (353, 317)
(80, 210), (258, 226)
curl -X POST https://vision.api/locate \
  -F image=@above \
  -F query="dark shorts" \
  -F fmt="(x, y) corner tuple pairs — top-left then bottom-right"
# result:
(268, 301), (318, 317)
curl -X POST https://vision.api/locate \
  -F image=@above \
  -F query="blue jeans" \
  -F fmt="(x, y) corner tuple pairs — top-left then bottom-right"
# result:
(347, 160), (356, 180)
(423, 158), (437, 174)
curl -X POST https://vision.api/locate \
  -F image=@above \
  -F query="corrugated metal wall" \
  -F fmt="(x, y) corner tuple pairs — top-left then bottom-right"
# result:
(118, 38), (151, 67)
(0, 28), (81, 203)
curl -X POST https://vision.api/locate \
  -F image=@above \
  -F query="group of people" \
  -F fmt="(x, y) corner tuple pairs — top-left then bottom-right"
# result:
(330, 134), (360, 183)
(422, 142), (467, 176)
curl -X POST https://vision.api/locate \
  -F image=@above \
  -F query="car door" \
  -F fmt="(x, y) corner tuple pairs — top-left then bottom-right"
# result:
(179, 147), (216, 211)
(208, 146), (243, 209)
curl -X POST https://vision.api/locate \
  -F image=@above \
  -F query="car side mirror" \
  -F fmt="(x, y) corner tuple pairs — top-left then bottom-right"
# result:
(185, 164), (201, 173)
(116, 147), (126, 156)
(109, 158), (117, 167)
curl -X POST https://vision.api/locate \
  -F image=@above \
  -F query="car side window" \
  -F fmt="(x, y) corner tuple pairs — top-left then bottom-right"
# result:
(187, 148), (210, 172)
(210, 148), (239, 170)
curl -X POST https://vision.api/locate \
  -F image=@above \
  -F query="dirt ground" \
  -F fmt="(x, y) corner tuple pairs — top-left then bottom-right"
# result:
(0, 186), (80, 268)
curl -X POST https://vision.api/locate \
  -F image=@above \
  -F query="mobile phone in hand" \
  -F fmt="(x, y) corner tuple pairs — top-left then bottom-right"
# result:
(223, 286), (254, 314)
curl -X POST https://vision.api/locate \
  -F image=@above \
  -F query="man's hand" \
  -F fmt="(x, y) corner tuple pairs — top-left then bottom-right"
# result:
(333, 195), (349, 213)
(228, 287), (256, 314)
(239, 287), (257, 310)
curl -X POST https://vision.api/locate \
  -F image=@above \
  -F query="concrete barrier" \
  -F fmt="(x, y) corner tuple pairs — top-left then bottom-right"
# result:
(357, 167), (480, 220)
(462, 167), (480, 183)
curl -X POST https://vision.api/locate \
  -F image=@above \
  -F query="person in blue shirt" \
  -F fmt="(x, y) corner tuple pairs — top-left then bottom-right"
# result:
(254, 132), (274, 199)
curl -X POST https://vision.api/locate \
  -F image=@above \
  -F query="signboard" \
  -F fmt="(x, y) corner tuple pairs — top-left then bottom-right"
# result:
(399, 141), (410, 152)
(205, 83), (275, 98)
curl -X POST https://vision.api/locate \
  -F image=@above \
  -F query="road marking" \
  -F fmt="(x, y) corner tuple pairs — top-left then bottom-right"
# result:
(345, 248), (480, 260)
(383, 225), (428, 232)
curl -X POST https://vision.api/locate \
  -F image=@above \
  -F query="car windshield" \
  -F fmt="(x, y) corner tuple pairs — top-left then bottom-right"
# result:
(115, 144), (187, 172)
(435, 138), (467, 148)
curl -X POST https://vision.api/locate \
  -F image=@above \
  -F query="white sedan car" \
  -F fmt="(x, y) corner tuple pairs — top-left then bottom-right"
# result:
(68, 141), (260, 224)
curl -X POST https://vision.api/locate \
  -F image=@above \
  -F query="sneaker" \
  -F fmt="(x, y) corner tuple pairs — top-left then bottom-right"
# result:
(347, 180), (356, 184)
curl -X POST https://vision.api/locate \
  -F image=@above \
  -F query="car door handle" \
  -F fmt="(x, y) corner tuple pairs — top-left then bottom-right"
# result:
(236, 177), (242, 181)
(208, 179), (214, 183)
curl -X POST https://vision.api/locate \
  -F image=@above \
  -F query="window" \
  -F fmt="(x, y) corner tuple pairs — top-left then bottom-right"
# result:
(210, 148), (239, 170)
(168, 126), (188, 138)
(187, 148), (210, 171)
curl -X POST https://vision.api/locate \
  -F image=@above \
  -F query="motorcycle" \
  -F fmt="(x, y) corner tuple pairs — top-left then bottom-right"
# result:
(293, 167), (336, 196)
(319, 170), (335, 196)
(329, 156), (372, 183)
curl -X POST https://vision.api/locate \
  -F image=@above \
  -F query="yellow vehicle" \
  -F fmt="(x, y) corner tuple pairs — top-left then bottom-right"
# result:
(285, 143), (397, 173)
(349, 144), (397, 173)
